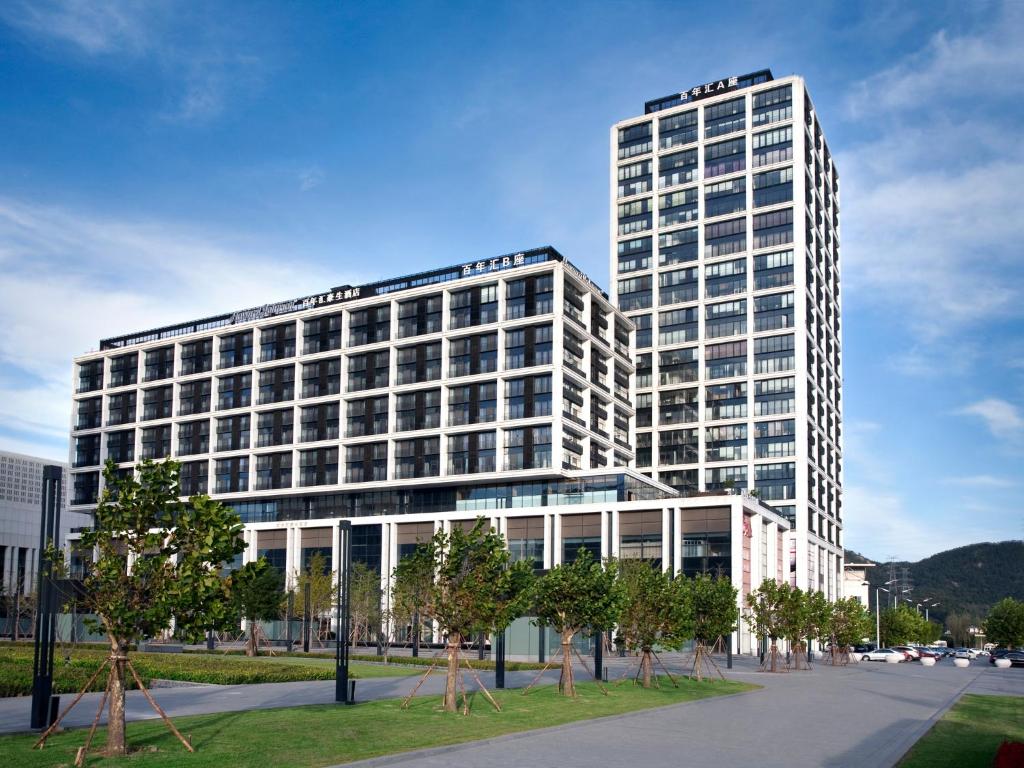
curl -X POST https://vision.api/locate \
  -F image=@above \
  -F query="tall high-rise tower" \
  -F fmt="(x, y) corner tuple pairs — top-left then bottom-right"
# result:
(609, 70), (843, 595)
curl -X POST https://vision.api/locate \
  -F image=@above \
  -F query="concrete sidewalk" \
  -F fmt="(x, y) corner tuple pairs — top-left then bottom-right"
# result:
(336, 658), (1024, 768)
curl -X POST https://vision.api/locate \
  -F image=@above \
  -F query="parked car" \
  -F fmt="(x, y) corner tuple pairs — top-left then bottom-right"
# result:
(954, 648), (973, 659)
(862, 648), (906, 662)
(893, 646), (920, 660)
(917, 648), (943, 660)
(853, 644), (876, 654)
(997, 652), (1024, 667)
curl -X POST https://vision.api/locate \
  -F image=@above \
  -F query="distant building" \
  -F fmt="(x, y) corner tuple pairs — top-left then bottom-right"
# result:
(842, 560), (874, 606)
(0, 450), (85, 596)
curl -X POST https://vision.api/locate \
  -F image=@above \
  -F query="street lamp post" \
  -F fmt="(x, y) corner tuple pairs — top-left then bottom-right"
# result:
(876, 586), (890, 648)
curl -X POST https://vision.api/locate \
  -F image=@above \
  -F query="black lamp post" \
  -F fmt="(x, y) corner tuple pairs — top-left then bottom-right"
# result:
(335, 522), (352, 703)
(30, 466), (62, 729)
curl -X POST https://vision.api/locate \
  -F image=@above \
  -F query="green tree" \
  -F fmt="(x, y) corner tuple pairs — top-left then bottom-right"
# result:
(70, 459), (245, 756)
(532, 550), (622, 696)
(292, 551), (337, 646)
(688, 574), (739, 647)
(801, 590), (833, 660)
(985, 597), (1024, 648)
(827, 597), (873, 657)
(616, 560), (692, 688)
(404, 520), (533, 712)
(744, 579), (790, 672)
(349, 562), (382, 647)
(230, 559), (282, 657)
(392, 545), (436, 648)
(879, 604), (921, 646)
(945, 612), (974, 647)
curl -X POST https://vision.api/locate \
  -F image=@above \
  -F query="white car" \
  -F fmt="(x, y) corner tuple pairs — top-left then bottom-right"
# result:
(862, 648), (906, 662)
(954, 648), (973, 659)
(893, 646), (920, 660)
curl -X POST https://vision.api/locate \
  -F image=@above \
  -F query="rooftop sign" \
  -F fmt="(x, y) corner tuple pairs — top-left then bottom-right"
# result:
(644, 69), (774, 114)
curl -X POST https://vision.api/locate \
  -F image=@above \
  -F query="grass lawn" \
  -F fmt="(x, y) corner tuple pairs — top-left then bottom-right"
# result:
(899, 694), (1024, 768)
(0, 678), (757, 767)
(0, 646), (423, 697)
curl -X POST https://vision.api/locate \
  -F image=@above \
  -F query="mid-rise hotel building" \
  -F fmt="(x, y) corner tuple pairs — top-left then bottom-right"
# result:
(68, 247), (791, 653)
(610, 70), (843, 597)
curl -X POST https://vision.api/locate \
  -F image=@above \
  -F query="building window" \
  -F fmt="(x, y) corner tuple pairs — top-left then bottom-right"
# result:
(562, 513), (601, 563)
(178, 419), (210, 456)
(448, 431), (497, 475)
(658, 148), (698, 189)
(752, 84), (792, 127)
(659, 110), (697, 150)
(345, 442), (387, 483)
(178, 379), (211, 416)
(619, 510), (663, 566)
(504, 425), (552, 470)
(216, 414), (251, 452)
(260, 364), (296, 403)
(753, 167), (794, 208)
(73, 435), (101, 468)
(754, 333), (795, 374)
(705, 465), (747, 492)
(256, 408), (293, 447)
(506, 273), (555, 320)
(705, 340), (747, 379)
(658, 307), (698, 346)
(617, 197), (652, 236)
(659, 387), (698, 425)
(259, 322), (296, 362)
(704, 257), (747, 298)
(756, 419), (796, 458)
(505, 324), (553, 369)
(398, 294), (443, 338)
(396, 342), (442, 385)
(618, 121), (652, 159)
(704, 177), (746, 219)
(75, 397), (102, 430)
(659, 428), (697, 465)
(755, 376), (795, 416)
(299, 448), (339, 487)
(77, 360), (103, 393)
(448, 381), (497, 426)
(217, 373), (252, 410)
(218, 331), (253, 369)
(180, 338), (213, 375)
(752, 126), (793, 168)
(618, 159), (652, 198)
(617, 237), (652, 273)
(755, 462), (796, 500)
(347, 350), (389, 392)
(658, 187), (698, 228)
(705, 217), (747, 258)
(141, 385), (173, 421)
(754, 293), (795, 331)
(106, 429), (134, 463)
(704, 137), (745, 178)
(753, 208), (793, 250)
(180, 461), (208, 496)
(300, 402), (340, 442)
(348, 304), (391, 347)
(395, 389), (441, 432)
(141, 425), (172, 460)
(255, 452), (292, 490)
(109, 353), (138, 388)
(704, 96), (745, 139)
(395, 437), (441, 479)
(705, 424), (747, 462)
(303, 313), (342, 354)
(658, 267), (698, 306)
(449, 284), (498, 329)
(754, 250), (794, 290)
(706, 382), (747, 420)
(617, 274), (652, 311)
(144, 346), (174, 382)
(506, 516), (544, 571)
(106, 391), (137, 426)
(658, 347), (697, 386)
(659, 227), (698, 267)
(300, 358), (341, 398)
(449, 332), (497, 377)
(346, 396), (389, 437)
(634, 315), (652, 349)
(505, 375), (552, 420)
(705, 299), (747, 339)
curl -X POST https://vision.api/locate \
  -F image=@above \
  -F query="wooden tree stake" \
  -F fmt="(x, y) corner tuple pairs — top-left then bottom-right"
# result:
(34, 658), (110, 749)
(126, 660), (194, 753)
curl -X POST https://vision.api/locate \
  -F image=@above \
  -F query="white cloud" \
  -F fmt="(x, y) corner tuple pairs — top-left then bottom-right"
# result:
(0, 0), (263, 123)
(839, 6), (1024, 340)
(842, 485), (996, 562)
(958, 398), (1024, 441)
(298, 167), (325, 192)
(0, 197), (353, 449)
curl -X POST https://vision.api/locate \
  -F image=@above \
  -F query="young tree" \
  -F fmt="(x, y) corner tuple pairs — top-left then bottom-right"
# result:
(796, 590), (832, 668)
(616, 559), (691, 688)
(985, 597), (1024, 649)
(348, 562), (382, 648)
(686, 574), (738, 680)
(403, 520), (532, 712)
(392, 546), (436, 649)
(879, 604), (921, 646)
(780, 587), (809, 669)
(826, 597), (872, 664)
(293, 551), (338, 646)
(532, 550), (622, 696)
(744, 579), (791, 672)
(41, 459), (245, 757)
(230, 560), (283, 657)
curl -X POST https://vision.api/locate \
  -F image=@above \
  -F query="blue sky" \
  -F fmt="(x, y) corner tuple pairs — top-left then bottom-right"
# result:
(1, 0), (1022, 561)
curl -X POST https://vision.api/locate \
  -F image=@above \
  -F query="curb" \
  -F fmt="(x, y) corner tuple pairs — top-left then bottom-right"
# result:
(326, 685), (762, 768)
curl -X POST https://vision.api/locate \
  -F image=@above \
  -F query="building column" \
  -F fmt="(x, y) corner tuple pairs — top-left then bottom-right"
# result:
(600, 510), (611, 560)
(609, 509), (620, 559)
(661, 507), (671, 573)
(672, 507), (682, 575)
(543, 513), (553, 569)
(552, 513), (563, 567)
(285, 526), (299, 591)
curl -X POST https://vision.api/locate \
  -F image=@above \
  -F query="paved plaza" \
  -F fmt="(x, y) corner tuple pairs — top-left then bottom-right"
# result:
(1, 654), (1021, 768)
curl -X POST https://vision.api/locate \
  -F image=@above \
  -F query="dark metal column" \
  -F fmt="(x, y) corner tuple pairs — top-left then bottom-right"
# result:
(30, 466), (61, 729)
(495, 629), (506, 689)
(335, 522), (352, 703)
(593, 628), (603, 681)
